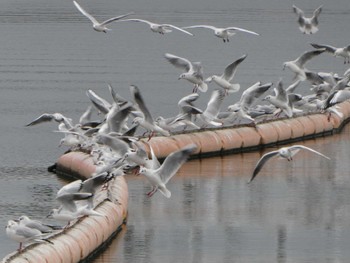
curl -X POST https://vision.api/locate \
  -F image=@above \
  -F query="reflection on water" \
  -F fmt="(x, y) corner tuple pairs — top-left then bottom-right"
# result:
(88, 126), (350, 263)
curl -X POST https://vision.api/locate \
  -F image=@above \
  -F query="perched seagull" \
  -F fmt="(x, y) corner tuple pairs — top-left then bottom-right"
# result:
(164, 53), (208, 92)
(205, 54), (247, 95)
(118, 18), (193, 36)
(73, 1), (133, 33)
(18, 215), (61, 234)
(310, 43), (350, 64)
(283, 49), (325, 81)
(182, 25), (259, 42)
(249, 145), (330, 183)
(6, 220), (53, 252)
(130, 85), (170, 139)
(138, 144), (197, 198)
(263, 79), (293, 118)
(292, 5), (323, 34)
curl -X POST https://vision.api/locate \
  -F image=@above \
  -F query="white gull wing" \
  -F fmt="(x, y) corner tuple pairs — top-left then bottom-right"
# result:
(274, 79), (289, 103)
(222, 54), (247, 81)
(86, 89), (111, 115)
(310, 43), (337, 54)
(288, 145), (330, 159)
(202, 89), (225, 119)
(73, 1), (133, 27)
(130, 85), (154, 124)
(164, 53), (193, 72)
(248, 150), (280, 183)
(161, 24), (194, 36)
(56, 192), (93, 212)
(157, 144), (197, 184)
(294, 49), (326, 68)
(240, 82), (273, 109)
(73, 1), (100, 25)
(224, 27), (259, 36)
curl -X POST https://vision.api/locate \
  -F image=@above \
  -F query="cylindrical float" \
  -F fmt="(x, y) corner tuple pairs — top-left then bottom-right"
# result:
(2, 152), (128, 263)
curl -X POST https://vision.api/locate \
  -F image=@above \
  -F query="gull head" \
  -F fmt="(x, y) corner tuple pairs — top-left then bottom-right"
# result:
(280, 148), (293, 161)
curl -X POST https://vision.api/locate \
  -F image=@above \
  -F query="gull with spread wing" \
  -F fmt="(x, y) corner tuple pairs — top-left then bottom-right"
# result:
(263, 79), (293, 118)
(138, 144), (197, 198)
(73, 1), (133, 33)
(292, 5), (323, 34)
(130, 85), (170, 139)
(183, 24), (259, 42)
(310, 43), (350, 64)
(206, 54), (247, 95)
(249, 145), (330, 183)
(283, 49), (325, 81)
(164, 53), (208, 93)
(118, 18), (193, 36)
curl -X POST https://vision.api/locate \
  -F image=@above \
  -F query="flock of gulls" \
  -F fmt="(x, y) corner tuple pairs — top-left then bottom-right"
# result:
(5, 1), (350, 254)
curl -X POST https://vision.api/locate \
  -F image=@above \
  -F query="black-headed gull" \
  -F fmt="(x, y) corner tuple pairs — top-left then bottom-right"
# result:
(130, 85), (171, 139)
(263, 79), (293, 118)
(73, 1), (134, 33)
(138, 144), (197, 198)
(310, 43), (350, 64)
(18, 215), (61, 233)
(292, 5), (322, 34)
(6, 220), (53, 252)
(206, 54), (247, 95)
(118, 18), (193, 36)
(164, 53), (208, 93)
(282, 49), (325, 81)
(183, 25), (259, 42)
(249, 145), (330, 183)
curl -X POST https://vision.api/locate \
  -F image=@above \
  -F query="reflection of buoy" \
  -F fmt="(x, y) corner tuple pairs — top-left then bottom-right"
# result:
(2, 152), (128, 263)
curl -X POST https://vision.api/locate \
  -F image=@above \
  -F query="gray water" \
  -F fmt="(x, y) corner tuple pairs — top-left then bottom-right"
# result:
(0, 0), (349, 261)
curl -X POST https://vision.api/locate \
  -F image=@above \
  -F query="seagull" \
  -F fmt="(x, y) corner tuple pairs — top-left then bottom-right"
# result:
(283, 49), (326, 81)
(118, 18), (193, 36)
(225, 82), (272, 124)
(164, 53), (208, 92)
(138, 144), (197, 198)
(73, 1), (134, 33)
(248, 145), (330, 183)
(310, 43), (350, 64)
(6, 220), (53, 252)
(292, 5), (323, 34)
(205, 54), (247, 95)
(263, 79), (293, 118)
(18, 215), (61, 234)
(130, 85), (170, 139)
(197, 89), (225, 127)
(182, 25), (259, 42)
(26, 113), (74, 130)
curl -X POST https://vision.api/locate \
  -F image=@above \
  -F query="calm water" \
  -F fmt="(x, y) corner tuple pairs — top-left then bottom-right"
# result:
(0, 0), (349, 261)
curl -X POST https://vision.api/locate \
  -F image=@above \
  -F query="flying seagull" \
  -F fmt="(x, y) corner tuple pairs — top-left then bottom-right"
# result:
(183, 25), (259, 42)
(118, 18), (193, 36)
(73, 1), (134, 33)
(292, 5), (323, 34)
(205, 54), (247, 95)
(310, 43), (350, 64)
(248, 145), (330, 183)
(164, 53), (208, 92)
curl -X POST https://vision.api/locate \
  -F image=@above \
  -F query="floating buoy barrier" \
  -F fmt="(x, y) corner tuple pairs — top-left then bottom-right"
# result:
(144, 103), (350, 158)
(2, 152), (128, 263)
(3, 101), (350, 263)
